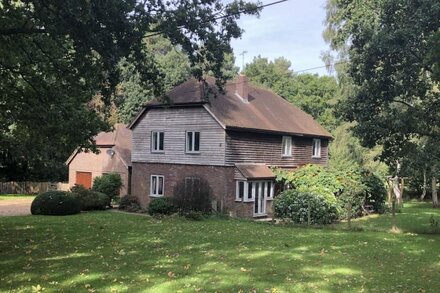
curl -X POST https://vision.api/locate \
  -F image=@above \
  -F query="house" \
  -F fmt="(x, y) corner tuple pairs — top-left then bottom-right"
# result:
(128, 76), (332, 217)
(66, 124), (132, 195)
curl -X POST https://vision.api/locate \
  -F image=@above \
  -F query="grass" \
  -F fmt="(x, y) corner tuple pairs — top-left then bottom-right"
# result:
(331, 200), (440, 234)
(0, 194), (35, 200)
(0, 204), (439, 292)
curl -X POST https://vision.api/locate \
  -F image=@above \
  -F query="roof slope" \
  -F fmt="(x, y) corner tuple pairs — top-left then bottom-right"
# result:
(66, 124), (132, 167)
(130, 77), (332, 138)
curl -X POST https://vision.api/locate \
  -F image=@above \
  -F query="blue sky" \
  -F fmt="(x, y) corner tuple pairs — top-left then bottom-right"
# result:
(230, 0), (330, 75)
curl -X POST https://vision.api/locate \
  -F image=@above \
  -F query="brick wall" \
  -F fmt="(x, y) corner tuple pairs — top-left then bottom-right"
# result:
(131, 162), (248, 215)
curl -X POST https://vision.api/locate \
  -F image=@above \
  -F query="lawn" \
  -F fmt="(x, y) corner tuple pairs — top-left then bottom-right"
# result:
(0, 194), (35, 200)
(0, 205), (439, 292)
(332, 200), (440, 234)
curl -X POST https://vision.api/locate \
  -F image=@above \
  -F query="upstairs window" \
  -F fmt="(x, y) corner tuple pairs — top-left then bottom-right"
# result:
(312, 138), (321, 158)
(186, 131), (200, 153)
(282, 136), (292, 157)
(151, 131), (164, 152)
(150, 175), (164, 197)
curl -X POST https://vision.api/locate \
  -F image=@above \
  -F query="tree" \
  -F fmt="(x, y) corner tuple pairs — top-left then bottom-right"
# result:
(243, 56), (341, 131)
(0, 0), (259, 180)
(324, 0), (440, 206)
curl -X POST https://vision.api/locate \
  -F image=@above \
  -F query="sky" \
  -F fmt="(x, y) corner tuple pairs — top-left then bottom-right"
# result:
(230, 0), (331, 75)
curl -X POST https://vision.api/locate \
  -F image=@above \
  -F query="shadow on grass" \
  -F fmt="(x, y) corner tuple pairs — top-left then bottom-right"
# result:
(0, 212), (439, 292)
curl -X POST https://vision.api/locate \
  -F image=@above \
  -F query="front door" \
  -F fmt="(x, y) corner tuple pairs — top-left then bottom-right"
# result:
(76, 171), (92, 189)
(253, 182), (266, 216)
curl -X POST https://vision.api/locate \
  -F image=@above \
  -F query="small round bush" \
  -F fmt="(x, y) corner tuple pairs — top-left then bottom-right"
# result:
(147, 197), (176, 215)
(119, 195), (142, 212)
(31, 191), (81, 216)
(71, 185), (110, 210)
(274, 190), (339, 225)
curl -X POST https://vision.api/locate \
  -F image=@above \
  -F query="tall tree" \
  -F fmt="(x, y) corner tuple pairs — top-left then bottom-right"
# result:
(324, 0), (440, 205)
(0, 0), (259, 180)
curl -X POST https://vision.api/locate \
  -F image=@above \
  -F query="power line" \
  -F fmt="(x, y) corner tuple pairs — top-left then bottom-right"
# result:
(145, 0), (289, 38)
(293, 61), (349, 74)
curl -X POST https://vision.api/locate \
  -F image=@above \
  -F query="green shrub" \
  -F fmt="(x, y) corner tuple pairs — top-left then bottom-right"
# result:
(71, 184), (110, 210)
(172, 176), (212, 214)
(181, 210), (205, 221)
(92, 173), (123, 202)
(362, 171), (387, 213)
(31, 191), (81, 216)
(274, 190), (339, 224)
(147, 197), (176, 215)
(119, 195), (142, 212)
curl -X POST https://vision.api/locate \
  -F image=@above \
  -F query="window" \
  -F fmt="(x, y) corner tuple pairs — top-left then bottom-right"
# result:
(186, 131), (200, 153)
(235, 180), (274, 202)
(312, 138), (321, 158)
(150, 175), (164, 197)
(236, 180), (247, 201)
(282, 136), (292, 156)
(151, 131), (164, 152)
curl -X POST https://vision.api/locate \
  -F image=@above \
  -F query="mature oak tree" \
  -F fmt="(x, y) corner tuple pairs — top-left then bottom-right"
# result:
(0, 0), (259, 180)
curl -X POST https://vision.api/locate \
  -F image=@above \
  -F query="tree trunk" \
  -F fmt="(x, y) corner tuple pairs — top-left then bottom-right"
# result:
(432, 173), (439, 208)
(420, 169), (427, 200)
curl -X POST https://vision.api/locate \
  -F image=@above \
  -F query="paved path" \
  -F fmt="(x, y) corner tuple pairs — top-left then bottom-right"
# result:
(0, 198), (33, 216)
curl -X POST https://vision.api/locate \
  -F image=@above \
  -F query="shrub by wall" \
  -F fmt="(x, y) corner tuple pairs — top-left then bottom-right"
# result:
(92, 173), (123, 202)
(172, 176), (212, 214)
(273, 190), (339, 224)
(147, 197), (176, 215)
(119, 195), (142, 212)
(71, 185), (110, 210)
(31, 191), (81, 216)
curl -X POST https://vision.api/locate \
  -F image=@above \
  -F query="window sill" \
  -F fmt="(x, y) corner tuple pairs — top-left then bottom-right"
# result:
(149, 194), (164, 198)
(253, 213), (267, 218)
(281, 155), (292, 158)
(266, 198), (274, 201)
(185, 151), (200, 155)
(312, 156), (321, 159)
(151, 151), (165, 154)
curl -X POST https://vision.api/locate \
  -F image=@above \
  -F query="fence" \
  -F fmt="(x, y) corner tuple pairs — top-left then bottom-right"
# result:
(0, 182), (70, 194)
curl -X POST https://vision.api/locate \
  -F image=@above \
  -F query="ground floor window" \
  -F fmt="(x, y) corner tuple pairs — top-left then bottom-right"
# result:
(150, 175), (164, 197)
(236, 180), (274, 202)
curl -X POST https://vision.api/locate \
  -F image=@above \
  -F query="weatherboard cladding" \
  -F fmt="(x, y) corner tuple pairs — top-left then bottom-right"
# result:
(131, 107), (226, 165)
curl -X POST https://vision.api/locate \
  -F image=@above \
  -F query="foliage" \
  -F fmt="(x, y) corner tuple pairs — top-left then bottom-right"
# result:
(274, 164), (387, 218)
(0, 0), (259, 181)
(323, 0), (440, 164)
(1, 205), (440, 291)
(71, 185), (110, 211)
(30, 191), (81, 216)
(274, 190), (340, 224)
(119, 195), (143, 213)
(180, 210), (206, 221)
(147, 197), (176, 216)
(274, 165), (340, 203)
(362, 171), (387, 213)
(173, 177), (213, 214)
(244, 56), (342, 131)
(92, 173), (123, 202)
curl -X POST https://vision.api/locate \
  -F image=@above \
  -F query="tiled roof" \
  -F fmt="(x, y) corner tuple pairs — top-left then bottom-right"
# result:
(129, 76), (332, 139)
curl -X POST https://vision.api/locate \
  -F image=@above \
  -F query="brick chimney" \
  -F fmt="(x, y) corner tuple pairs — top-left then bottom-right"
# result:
(235, 75), (249, 103)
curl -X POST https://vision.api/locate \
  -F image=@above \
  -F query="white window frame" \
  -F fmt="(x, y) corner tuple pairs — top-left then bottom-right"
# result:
(151, 131), (164, 153)
(186, 131), (200, 153)
(235, 180), (274, 202)
(312, 138), (321, 158)
(150, 175), (164, 197)
(282, 136), (292, 157)
(235, 180), (248, 201)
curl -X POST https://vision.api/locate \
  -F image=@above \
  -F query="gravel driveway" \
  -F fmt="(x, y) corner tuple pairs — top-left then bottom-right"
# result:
(0, 198), (33, 216)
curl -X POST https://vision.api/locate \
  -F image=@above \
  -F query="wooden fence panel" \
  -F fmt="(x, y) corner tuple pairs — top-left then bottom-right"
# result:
(0, 182), (68, 194)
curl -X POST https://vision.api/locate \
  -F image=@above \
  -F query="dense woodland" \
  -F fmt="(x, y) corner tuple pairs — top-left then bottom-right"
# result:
(0, 0), (439, 206)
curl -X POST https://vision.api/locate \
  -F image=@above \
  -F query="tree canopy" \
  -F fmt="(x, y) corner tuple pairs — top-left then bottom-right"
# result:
(0, 0), (258, 180)
(324, 0), (440, 162)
